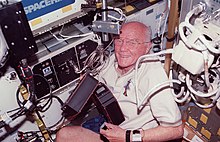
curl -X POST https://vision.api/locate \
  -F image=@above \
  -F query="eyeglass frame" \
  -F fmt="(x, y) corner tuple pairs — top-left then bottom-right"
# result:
(113, 37), (151, 48)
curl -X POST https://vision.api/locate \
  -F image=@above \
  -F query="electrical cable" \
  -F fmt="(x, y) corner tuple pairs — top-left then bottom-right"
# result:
(133, 47), (219, 108)
(179, 2), (220, 55)
(16, 82), (27, 107)
(59, 32), (94, 39)
(21, 74), (65, 131)
(160, 4), (169, 50)
(93, 6), (126, 22)
(51, 95), (64, 106)
(37, 97), (53, 113)
(188, 72), (220, 108)
(185, 73), (219, 98)
(50, 30), (94, 42)
(157, 0), (168, 37)
(172, 69), (220, 108)
(83, 45), (110, 75)
(173, 89), (191, 104)
(137, 79), (182, 109)
(134, 49), (174, 108)
(47, 115), (65, 130)
(169, 69), (191, 103)
(107, 6), (126, 22)
(10, 108), (26, 121)
(33, 74), (53, 112)
(6, 107), (22, 114)
(189, 91), (217, 108)
(72, 37), (112, 75)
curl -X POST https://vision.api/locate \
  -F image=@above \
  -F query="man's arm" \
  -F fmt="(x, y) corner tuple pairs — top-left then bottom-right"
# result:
(141, 124), (184, 142)
(100, 123), (184, 142)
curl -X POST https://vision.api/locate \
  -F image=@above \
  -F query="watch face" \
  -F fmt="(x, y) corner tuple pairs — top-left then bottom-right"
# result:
(132, 130), (142, 142)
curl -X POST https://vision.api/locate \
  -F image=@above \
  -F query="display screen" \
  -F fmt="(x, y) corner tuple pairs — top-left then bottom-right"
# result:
(21, 0), (85, 35)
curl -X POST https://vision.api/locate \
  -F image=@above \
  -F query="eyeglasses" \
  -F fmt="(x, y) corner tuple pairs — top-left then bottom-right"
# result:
(114, 38), (150, 48)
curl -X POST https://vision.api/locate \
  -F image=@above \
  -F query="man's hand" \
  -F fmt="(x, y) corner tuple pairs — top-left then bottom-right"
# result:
(100, 122), (126, 142)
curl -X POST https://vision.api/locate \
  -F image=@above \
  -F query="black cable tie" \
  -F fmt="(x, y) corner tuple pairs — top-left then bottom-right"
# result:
(166, 34), (176, 42)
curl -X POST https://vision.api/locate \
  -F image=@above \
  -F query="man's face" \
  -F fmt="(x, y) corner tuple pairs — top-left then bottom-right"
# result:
(114, 25), (150, 69)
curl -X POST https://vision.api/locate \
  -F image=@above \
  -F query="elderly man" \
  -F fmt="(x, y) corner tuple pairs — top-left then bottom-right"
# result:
(56, 21), (184, 142)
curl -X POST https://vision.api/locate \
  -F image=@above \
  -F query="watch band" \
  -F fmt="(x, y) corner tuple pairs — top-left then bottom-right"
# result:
(132, 130), (142, 142)
(126, 130), (131, 142)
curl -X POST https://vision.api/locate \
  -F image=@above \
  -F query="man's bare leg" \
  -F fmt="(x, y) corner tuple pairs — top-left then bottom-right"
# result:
(56, 126), (104, 142)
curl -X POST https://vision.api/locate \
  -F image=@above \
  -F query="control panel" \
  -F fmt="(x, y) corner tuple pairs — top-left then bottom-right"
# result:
(32, 39), (98, 98)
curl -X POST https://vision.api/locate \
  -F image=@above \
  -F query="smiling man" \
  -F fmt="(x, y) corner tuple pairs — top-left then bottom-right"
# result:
(56, 21), (184, 142)
(113, 22), (152, 75)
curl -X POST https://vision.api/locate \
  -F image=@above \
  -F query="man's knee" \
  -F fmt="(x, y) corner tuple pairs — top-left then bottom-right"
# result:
(56, 127), (68, 141)
(56, 126), (82, 141)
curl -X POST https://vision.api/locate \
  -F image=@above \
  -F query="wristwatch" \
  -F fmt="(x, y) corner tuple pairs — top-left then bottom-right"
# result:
(132, 130), (142, 142)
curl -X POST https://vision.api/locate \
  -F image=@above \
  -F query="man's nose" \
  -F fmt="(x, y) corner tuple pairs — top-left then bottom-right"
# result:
(120, 40), (128, 51)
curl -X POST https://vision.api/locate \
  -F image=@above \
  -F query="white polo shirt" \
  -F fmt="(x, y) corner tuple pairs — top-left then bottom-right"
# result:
(98, 55), (182, 130)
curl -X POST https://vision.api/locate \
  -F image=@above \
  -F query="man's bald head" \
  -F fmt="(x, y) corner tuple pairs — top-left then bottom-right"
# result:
(120, 21), (151, 43)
